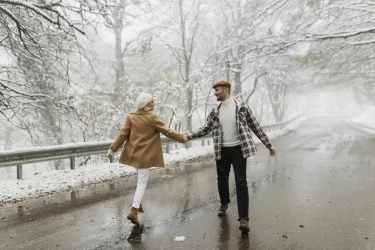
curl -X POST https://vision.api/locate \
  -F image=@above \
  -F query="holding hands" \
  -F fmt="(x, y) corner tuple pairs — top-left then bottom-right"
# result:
(183, 135), (189, 143)
(179, 134), (189, 143)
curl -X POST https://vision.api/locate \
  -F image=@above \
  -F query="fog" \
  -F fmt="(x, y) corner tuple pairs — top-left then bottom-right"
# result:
(1, 0), (375, 179)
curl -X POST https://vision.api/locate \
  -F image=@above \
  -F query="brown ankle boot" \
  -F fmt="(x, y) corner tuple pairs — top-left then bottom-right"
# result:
(127, 207), (140, 226)
(239, 218), (250, 234)
(139, 203), (144, 213)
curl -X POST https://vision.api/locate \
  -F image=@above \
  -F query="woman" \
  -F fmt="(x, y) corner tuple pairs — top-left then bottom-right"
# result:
(108, 93), (187, 226)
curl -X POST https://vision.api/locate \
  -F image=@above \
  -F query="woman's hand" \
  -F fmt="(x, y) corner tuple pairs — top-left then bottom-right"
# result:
(107, 149), (115, 158)
(178, 135), (189, 143)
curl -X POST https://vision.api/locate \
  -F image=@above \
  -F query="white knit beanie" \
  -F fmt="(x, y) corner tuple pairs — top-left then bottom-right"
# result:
(136, 92), (153, 109)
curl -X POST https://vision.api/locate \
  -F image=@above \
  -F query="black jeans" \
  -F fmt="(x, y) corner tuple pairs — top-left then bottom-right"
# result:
(216, 145), (249, 220)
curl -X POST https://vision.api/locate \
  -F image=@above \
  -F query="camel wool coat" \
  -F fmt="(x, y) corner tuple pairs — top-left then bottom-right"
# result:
(110, 109), (186, 168)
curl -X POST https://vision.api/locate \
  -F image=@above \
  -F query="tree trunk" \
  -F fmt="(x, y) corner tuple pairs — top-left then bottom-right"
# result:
(4, 126), (13, 150)
(245, 73), (266, 103)
(111, 0), (126, 96)
(233, 63), (242, 98)
(179, 0), (193, 131)
(186, 87), (193, 131)
(225, 60), (230, 82)
(268, 83), (288, 122)
(113, 13), (125, 95)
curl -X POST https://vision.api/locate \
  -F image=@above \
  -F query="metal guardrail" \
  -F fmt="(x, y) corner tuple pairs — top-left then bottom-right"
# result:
(0, 135), (212, 179)
(0, 112), (347, 179)
(345, 119), (375, 135)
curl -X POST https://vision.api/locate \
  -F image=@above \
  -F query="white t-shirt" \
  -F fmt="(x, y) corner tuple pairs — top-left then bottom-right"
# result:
(219, 97), (241, 147)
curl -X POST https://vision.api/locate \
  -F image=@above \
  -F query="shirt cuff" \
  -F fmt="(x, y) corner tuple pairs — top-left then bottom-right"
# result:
(186, 133), (192, 140)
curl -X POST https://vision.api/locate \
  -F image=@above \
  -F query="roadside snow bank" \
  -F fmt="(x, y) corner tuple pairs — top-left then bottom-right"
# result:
(351, 106), (375, 127)
(349, 106), (375, 134)
(0, 145), (214, 203)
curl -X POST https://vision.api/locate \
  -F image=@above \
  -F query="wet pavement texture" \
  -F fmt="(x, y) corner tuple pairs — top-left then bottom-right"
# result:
(0, 116), (375, 250)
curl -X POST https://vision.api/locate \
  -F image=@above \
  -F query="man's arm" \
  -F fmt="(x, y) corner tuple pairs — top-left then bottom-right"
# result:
(245, 105), (273, 149)
(186, 109), (215, 140)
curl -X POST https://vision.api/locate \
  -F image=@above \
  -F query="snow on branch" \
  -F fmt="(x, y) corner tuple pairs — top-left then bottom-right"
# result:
(347, 39), (375, 45)
(306, 27), (375, 40)
(0, 81), (53, 100)
(0, 0), (85, 35)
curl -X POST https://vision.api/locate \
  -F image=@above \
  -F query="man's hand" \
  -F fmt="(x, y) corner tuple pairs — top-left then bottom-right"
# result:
(107, 149), (115, 158)
(269, 146), (276, 156)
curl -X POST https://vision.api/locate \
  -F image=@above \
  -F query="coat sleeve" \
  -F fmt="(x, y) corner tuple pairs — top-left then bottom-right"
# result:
(152, 115), (186, 142)
(186, 108), (215, 140)
(245, 105), (272, 149)
(110, 116), (132, 152)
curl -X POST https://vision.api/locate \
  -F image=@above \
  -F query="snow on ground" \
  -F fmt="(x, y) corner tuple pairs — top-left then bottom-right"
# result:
(173, 236), (187, 242)
(0, 113), (328, 203)
(349, 106), (375, 134)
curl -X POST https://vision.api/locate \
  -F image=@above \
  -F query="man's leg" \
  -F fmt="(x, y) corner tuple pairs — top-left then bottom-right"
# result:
(232, 146), (249, 231)
(216, 147), (232, 214)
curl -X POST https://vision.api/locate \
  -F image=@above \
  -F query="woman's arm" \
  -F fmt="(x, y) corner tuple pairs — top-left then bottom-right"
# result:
(152, 114), (186, 142)
(110, 116), (132, 152)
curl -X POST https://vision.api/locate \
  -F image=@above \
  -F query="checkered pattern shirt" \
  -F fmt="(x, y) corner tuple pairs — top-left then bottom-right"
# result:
(187, 99), (272, 160)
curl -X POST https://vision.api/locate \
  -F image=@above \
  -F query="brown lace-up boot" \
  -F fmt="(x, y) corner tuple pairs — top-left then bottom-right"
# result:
(239, 218), (250, 234)
(127, 207), (140, 226)
(139, 203), (144, 213)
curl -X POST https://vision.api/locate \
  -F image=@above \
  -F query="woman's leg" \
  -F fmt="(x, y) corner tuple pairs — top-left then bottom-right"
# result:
(132, 168), (150, 208)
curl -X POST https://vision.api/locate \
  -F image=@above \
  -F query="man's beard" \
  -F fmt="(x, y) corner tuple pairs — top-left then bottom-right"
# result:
(217, 95), (225, 101)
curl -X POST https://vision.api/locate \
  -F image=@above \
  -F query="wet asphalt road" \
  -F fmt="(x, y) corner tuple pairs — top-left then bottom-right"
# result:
(0, 116), (375, 250)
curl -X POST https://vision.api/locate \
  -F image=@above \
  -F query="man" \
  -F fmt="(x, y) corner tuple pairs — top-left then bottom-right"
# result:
(186, 80), (276, 234)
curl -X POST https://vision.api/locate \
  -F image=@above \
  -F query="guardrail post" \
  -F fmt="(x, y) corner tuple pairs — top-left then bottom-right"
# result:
(185, 141), (189, 149)
(109, 155), (114, 163)
(70, 157), (75, 170)
(17, 165), (23, 180)
(166, 144), (170, 153)
(202, 139), (206, 146)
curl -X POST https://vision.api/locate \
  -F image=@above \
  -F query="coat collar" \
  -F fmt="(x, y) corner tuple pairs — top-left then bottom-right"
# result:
(132, 109), (154, 115)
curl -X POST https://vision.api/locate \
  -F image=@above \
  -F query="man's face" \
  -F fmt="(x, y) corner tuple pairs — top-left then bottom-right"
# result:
(214, 86), (228, 101)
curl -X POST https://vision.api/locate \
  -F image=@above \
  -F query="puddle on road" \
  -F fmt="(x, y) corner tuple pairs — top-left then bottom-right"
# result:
(0, 158), (214, 224)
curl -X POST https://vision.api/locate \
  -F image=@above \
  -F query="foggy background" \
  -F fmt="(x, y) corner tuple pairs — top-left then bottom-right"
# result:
(1, 0), (374, 179)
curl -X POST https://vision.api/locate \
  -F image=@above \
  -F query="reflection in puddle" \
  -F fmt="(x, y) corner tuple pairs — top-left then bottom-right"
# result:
(128, 225), (144, 241)
(217, 216), (230, 249)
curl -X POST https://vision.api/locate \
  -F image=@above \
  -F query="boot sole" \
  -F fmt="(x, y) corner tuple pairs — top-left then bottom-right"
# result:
(239, 225), (250, 234)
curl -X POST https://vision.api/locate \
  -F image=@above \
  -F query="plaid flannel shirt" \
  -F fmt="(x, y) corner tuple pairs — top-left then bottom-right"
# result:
(187, 99), (272, 160)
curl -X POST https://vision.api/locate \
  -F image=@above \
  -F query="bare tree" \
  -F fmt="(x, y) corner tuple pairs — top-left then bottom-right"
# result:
(0, 0), (111, 122)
